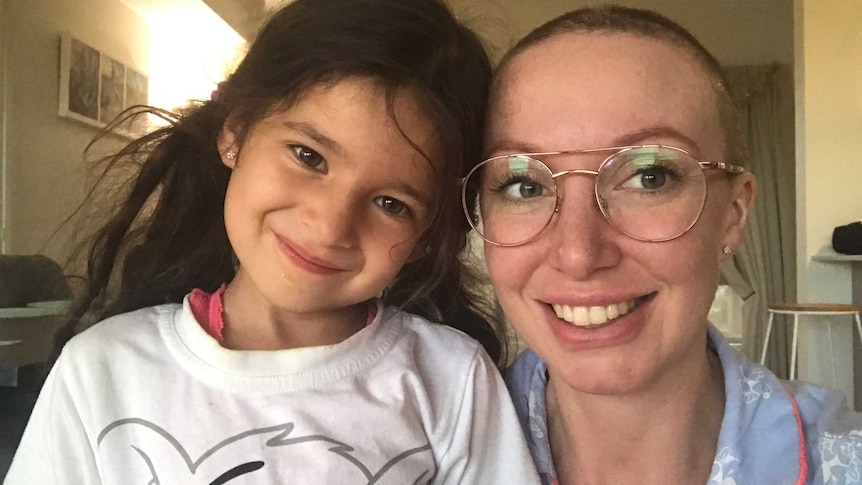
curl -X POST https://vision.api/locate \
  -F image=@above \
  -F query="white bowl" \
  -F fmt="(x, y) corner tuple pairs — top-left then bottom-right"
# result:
(0, 306), (59, 318)
(26, 300), (73, 314)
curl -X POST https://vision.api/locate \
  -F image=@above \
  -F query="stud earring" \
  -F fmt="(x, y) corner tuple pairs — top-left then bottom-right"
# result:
(225, 150), (237, 160)
(722, 245), (733, 255)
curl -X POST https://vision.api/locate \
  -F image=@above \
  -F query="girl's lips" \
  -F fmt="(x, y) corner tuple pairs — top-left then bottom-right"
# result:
(276, 236), (344, 275)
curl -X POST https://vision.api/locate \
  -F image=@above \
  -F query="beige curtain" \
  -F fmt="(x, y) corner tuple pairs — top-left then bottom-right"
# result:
(724, 64), (796, 378)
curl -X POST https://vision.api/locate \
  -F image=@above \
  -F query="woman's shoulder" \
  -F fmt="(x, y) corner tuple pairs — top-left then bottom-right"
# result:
(505, 349), (545, 392)
(787, 379), (862, 439)
(784, 380), (862, 481)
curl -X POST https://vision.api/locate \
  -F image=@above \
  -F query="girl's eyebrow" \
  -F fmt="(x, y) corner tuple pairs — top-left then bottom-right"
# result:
(282, 121), (344, 156)
(283, 120), (431, 208)
(393, 180), (433, 209)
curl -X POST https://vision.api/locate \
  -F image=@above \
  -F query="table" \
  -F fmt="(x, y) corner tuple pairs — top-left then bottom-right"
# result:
(0, 303), (71, 385)
(812, 249), (862, 406)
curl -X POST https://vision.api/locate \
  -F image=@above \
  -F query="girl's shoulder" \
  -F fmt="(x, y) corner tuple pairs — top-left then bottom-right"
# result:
(61, 302), (182, 359)
(378, 306), (507, 415)
(377, 305), (498, 383)
(386, 305), (484, 357)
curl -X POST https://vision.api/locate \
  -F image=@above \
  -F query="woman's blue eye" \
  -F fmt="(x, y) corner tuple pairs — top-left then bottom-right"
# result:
(289, 145), (327, 171)
(375, 196), (410, 217)
(618, 164), (682, 192)
(635, 167), (668, 190)
(506, 179), (545, 199)
(491, 174), (549, 202)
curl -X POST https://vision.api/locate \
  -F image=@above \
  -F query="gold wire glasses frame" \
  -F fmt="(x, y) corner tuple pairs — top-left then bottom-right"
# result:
(461, 145), (745, 247)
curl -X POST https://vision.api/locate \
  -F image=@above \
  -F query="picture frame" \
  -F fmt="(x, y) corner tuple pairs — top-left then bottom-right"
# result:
(58, 33), (149, 137)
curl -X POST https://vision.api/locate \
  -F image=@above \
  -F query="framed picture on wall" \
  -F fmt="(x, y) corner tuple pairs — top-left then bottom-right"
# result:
(58, 33), (149, 137)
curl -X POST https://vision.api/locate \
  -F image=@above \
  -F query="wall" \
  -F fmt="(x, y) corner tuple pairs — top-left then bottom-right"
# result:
(447, 0), (794, 64)
(0, 0), (151, 265)
(795, 0), (862, 404)
(0, 1), (7, 246)
(119, 0), (246, 111)
(203, 0), (267, 40)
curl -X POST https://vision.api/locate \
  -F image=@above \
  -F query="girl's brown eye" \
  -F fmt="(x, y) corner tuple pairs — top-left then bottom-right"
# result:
(289, 145), (327, 171)
(375, 196), (411, 217)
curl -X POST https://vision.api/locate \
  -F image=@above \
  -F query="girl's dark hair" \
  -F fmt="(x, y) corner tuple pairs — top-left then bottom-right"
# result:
(56, 0), (503, 362)
(491, 4), (744, 167)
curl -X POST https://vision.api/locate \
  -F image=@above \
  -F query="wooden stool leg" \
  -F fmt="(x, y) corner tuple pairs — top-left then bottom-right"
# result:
(855, 313), (862, 349)
(790, 313), (800, 380)
(828, 318), (837, 388)
(760, 311), (775, 366)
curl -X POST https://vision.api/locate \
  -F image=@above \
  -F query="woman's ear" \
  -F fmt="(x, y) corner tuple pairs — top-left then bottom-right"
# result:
(720, 172), (757, 260)
(216, 121), (239, 169)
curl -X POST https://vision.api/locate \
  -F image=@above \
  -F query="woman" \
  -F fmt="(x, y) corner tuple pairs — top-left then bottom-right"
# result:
(462, 6), (862, 484)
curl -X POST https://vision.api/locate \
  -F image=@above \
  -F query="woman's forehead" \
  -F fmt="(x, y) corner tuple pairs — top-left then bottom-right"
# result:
(499, 32), (715, 105)
(488, 32), (724, 153)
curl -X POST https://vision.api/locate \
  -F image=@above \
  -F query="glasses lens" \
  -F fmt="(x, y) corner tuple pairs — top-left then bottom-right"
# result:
(596, 146), (707, 241)
(464, 155), (556, 246)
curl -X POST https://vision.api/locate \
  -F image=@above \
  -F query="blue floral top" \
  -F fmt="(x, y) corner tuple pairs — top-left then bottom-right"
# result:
(506, 326), (862, 484)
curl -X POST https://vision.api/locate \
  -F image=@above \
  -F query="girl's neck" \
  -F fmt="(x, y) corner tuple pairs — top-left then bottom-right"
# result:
(547, 347), (725, 485)
(220, 272), (370, 351)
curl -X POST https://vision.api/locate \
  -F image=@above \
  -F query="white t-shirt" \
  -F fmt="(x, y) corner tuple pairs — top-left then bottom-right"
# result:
(6, 298), (540, 484)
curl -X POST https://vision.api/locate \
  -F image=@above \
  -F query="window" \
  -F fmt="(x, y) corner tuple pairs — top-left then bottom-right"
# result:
(709, 285), (744, 350)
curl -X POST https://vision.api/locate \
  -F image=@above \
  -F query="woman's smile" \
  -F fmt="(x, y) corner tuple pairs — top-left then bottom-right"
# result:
(543, 293), (655, 350)
(551, 294), (651, 326)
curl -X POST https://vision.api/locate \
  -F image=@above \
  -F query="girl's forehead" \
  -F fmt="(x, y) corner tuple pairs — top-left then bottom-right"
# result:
(265, 79), (438, 139)
(259, 78), (444, 173)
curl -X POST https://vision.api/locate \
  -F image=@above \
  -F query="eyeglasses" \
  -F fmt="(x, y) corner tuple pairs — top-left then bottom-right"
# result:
(461, 145), (744, 247)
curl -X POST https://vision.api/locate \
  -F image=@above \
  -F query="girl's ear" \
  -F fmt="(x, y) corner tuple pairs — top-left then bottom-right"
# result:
(407, 242), (432, 263)
(719, 172), (757, 261)
(217, 121), (239, 169)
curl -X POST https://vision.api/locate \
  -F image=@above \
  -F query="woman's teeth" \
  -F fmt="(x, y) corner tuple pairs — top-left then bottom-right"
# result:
(552, 299), (637, 326)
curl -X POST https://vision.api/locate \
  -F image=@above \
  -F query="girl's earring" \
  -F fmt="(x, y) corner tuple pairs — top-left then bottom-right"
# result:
(225, 150), (237, 160)
(722, 245), (733, 255)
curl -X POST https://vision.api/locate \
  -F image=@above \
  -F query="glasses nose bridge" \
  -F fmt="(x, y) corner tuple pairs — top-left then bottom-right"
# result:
(548, 169), (603, 219)
(550, 168), (600, 180)
(550, 168), (601, 196)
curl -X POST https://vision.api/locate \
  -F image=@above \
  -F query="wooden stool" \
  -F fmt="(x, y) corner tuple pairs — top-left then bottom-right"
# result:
(759, 303), (862, 381)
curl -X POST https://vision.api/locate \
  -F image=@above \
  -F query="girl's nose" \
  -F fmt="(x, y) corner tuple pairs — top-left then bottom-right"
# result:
(546, 178), (621, 279)
(299, 190), (358, 248)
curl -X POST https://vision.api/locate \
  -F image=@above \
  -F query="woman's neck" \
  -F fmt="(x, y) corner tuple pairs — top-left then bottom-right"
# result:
(547, 347), (725, 485)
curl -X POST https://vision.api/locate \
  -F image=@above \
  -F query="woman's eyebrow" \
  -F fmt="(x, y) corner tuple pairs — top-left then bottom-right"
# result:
(281, 121), (344, 156)
(484, 137), (546, 156)
(614, 126), (700, 149)
(486, 126), (701, 155)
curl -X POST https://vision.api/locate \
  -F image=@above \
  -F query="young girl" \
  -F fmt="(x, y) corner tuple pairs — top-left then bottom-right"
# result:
(5, 0), (540, 483)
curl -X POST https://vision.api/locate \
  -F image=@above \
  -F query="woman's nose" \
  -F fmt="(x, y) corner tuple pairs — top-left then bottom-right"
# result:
(546, 178), (621, 279)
